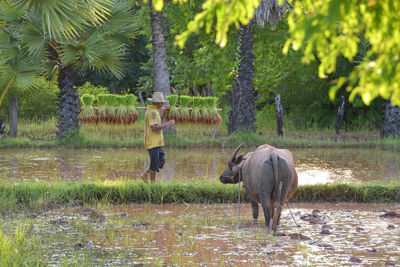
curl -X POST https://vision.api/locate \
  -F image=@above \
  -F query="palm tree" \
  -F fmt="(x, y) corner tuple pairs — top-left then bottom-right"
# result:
(382, 99), (400, 138)
(228, 0), (287, 133)
(0, 4), (37, 137)
(0, 0), (138, 138)
(149, 0), (171, 97)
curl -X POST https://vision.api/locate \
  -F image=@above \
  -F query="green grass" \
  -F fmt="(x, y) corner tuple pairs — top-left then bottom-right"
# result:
(1, 180), (399, 213)
(1, 118), (399, 149)
(0, 225), (43, 266)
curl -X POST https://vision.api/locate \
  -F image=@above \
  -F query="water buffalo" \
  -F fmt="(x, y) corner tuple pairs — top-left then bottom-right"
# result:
(219, 143), (298, 232)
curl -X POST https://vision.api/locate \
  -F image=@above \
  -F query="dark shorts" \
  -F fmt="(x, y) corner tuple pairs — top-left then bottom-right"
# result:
(147, 146), (165, 172)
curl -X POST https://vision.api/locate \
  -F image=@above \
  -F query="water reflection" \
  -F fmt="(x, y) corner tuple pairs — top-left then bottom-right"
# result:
(0, 147), (399, 184)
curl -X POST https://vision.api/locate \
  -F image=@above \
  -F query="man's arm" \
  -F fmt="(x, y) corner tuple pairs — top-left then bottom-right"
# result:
(160, 106), (169, 121)
(151, 119), (175, 131)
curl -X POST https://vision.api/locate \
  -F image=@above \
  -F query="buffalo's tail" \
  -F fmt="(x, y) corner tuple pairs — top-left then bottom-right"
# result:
(270, 151), (279, 200)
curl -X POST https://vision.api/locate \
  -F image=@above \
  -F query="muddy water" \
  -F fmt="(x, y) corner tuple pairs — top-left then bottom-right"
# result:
(2, 203), (399, 266)
(0, 147), (399, 184)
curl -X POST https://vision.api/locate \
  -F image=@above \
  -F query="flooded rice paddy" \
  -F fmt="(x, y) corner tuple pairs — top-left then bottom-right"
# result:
(2, 203), (399, 266)
(1, 147), (400, 184)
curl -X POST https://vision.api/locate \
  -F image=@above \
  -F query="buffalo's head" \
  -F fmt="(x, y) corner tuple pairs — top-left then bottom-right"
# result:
(219, 143), (245, 184)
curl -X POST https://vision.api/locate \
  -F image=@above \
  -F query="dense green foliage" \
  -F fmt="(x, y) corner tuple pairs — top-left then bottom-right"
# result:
(0, 77), (59, 120)
(1, 181), (399, 212)
(286, 0), (400, 106)
(78, 82), (110, 97)
(0, 0), (393, 133)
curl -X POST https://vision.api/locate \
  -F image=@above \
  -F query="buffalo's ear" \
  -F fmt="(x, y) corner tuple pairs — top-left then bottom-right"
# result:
(233, 153), (245, 165)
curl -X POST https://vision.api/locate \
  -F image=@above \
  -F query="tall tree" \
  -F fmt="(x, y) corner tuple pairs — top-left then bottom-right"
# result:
(0, 0), (138, 138)
(228, 22), (256, 133)
(149, 0), (171, 97)
(228, 0), (287, 133)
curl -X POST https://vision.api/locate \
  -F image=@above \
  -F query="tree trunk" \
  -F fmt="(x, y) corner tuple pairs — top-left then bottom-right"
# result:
(228, 22), (256, 134)
(149, 0), (176, 134)
(275, 94), (283, 137)
(57, 66), (80, 139)
(335, 95), (345, 139)
(8, 95), (18, 138)
(382, 99), (400, 138)
(149, 0), (171, 96)
(0, 117), (5, 136)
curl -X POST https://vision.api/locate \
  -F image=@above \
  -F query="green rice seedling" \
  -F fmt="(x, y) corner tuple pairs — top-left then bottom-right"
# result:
(166, 94), (180, 122)
(97, 94), (108, 123)
(199, 97), (209, 125)
(125, 94), (139, 124)
(116, 95), (128, 125)
(179, 95), (192, 123)
(106, 94), (118, 124)
(209, 97), (222, 125)
(191, 97), (201, 124)
(79, 94), (96, 124)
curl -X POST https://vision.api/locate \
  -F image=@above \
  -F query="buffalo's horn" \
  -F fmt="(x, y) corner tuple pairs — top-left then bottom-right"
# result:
(230, 142), (244, 163)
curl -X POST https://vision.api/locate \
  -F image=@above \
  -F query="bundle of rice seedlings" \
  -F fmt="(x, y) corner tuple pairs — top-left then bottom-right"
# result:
(199, 97), (209, 124)
(79, 94), (96, 124)
(125, 94), (139, 124)
(203, 97), (215, 125)
(97, 94), (108, 123)
(166, 94), (180, 122)
(116, 95), (128, 125)
(179, 95), (192, 123)
(106, 94), (118, 124)
(190, 96), (201, 123)
(209, 96), (222, 125)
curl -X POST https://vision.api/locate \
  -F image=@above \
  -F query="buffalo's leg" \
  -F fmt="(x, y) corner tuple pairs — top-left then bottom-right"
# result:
(260, 193), (273, 228)
(251, 199), (259, 219)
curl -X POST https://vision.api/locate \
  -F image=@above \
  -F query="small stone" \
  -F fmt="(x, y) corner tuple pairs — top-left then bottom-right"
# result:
(120, 212), (128, 217)
(74, 242), (84, 250)
(132, 222), (150, 227)
(320, 229), (331, 235)
(387, 225), (395, 230)
(385, 262), (395, 266)
(322, 225), (333, 230)
(365, 248), (377, 253)
(356, 227), (364, 232)
(313, 242), (335, 250)
(349, 256), (362, 263)
(289, 233), (311, 241)
(379, 211), (400, 218)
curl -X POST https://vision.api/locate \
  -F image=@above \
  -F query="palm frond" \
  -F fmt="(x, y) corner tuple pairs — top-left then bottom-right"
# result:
(0, 57), (38, 93)
(20, 22), (46, 57)
(0, 43), (21, 64)
(81, 42), (124, 79)
(60, 42), (83, 66)
(0, 0), (25, 22)
(98, 0), (139, 40)
(12, 0), (113, 40)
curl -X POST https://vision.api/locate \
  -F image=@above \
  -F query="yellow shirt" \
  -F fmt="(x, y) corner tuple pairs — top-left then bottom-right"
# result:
(144, 105), (164, 149)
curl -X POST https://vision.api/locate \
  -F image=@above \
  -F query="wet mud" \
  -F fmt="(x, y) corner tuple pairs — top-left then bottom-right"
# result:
(2, 203), (399, 266)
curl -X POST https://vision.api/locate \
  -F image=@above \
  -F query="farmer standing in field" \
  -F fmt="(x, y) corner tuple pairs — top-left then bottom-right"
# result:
(141, 92), (175, 183)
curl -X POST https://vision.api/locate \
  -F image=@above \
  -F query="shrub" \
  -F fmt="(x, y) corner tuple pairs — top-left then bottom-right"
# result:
(78, 82), (109, 98)
(17, 77), (58, 120)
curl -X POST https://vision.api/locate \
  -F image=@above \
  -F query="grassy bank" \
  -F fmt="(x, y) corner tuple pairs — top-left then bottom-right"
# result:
(1, 181), (399, 212)
(1, 127), (400, 150)
(1, 118), (400, 149)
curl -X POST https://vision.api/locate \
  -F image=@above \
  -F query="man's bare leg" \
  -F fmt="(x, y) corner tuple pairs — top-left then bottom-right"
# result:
(140, 168), (149, 183)
(149, 170), (156, 183)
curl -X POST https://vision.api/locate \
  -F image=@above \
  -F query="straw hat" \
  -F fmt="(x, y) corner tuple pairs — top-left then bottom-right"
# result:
(148, 92), (167, 103)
